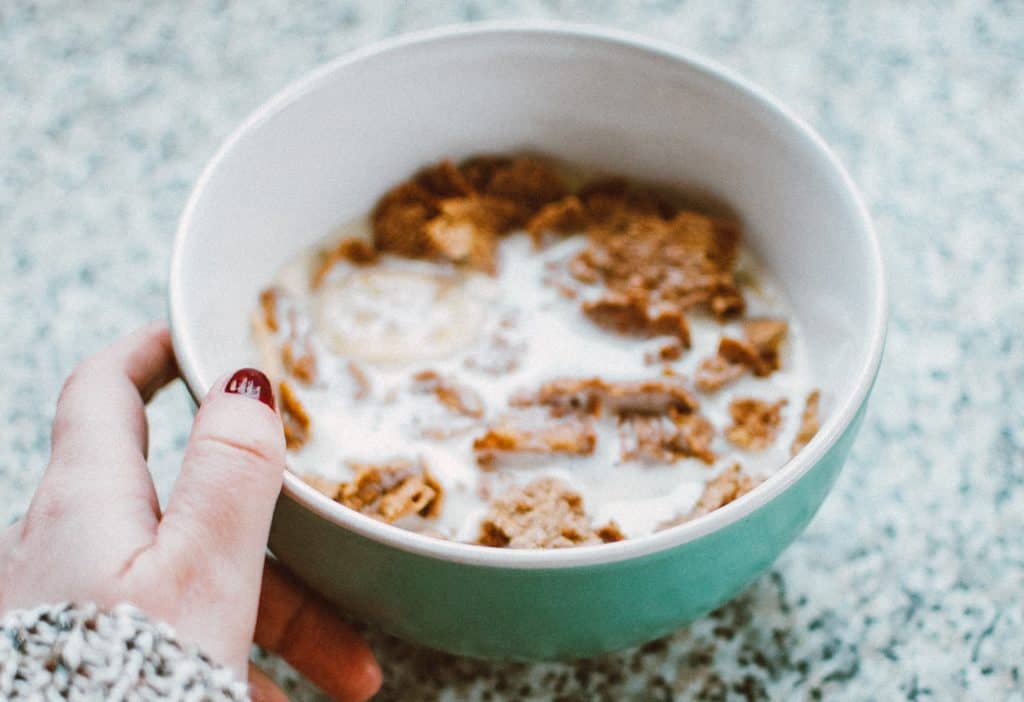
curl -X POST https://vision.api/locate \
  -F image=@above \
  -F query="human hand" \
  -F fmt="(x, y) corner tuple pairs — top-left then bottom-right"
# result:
(0, 322), (381, 702)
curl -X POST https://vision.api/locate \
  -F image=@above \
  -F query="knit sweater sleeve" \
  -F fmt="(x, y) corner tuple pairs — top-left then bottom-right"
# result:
(0, 602), (250, 700)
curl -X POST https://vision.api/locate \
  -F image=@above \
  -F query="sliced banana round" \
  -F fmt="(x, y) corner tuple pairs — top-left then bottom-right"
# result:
(314, 265), (492, 364)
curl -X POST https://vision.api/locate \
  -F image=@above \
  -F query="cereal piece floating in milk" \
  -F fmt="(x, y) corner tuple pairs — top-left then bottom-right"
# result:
(372, 155), (568, 271)
(477, 477), (623, 549)
(689, 464), (761, 519)
(582, 290), (692, 345)
(695, 318), (789, 393)
(411, 369), (485, 419)
(618, 409), (716, 465)
(512, 376), (700, 418)
(526, 195), (588, 244)
(339, 459), (443, 523)
(790, 390), (822, 456)
(281, 334), (317, 384)
(725, 397), (788, 451)
(473, 414), (597, 468)
(258, 287), (283, 332)
(311, 236), (379, 289)
(279, 380), (311, 450)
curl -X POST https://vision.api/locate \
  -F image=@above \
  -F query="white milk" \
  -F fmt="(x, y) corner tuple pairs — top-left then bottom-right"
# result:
(256, 220), (818, 541)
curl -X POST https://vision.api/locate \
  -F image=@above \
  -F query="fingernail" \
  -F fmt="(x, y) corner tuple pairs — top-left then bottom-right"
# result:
(225, 368), (276, 411)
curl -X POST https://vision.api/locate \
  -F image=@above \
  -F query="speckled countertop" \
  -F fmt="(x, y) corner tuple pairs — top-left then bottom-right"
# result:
(2, 1), (1022, 700)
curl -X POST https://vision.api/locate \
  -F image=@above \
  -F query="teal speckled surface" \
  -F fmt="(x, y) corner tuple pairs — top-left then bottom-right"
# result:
(2, 2), (1022, 700)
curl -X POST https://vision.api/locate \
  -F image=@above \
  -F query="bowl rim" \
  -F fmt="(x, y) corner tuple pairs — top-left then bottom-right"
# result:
(169, 20), (887, 570)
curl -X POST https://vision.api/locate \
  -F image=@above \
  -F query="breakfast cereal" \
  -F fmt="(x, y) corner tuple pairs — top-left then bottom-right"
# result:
(252, 155), (823, 547)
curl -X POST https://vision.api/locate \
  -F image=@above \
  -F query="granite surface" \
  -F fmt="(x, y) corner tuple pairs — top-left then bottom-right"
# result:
(2, 1), (1022, 700)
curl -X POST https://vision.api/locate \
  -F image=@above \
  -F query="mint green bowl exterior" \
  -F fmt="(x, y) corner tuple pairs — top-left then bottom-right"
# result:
(268, 403), (869, 661)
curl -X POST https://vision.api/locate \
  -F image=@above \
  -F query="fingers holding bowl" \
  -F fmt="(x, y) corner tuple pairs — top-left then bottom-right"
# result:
(255, 560), (382, 702)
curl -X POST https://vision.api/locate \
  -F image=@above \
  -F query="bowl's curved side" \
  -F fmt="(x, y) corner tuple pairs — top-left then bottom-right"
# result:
(268, 395), (871, 661)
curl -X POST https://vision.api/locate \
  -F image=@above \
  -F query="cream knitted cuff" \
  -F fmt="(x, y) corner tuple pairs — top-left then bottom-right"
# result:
(0, 602), (249, 701)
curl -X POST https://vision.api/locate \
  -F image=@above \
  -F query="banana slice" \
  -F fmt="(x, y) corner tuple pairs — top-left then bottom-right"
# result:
(314, 266), (491, 364)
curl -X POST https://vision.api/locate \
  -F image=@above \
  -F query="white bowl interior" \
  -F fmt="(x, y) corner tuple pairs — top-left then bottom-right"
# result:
(171, 26), (883, 564)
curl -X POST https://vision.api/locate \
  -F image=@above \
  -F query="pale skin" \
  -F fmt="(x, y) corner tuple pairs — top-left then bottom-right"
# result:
(0, 322), (382, 702)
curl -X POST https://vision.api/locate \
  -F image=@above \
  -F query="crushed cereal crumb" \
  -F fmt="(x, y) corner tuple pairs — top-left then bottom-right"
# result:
(645, 339), (684, 365)
(790, 390), (821, 456)
(725, 397), (787, 450)
(258, 287), (281, 332)
(279, 380), (311, 449)
(281, 335), (317, 384)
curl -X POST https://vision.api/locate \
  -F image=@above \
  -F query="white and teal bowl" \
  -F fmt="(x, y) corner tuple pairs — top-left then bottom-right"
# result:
(169, 23), (886, 661)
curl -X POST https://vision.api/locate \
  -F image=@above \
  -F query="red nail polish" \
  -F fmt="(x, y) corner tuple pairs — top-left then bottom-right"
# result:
(225, 368), (276, 411)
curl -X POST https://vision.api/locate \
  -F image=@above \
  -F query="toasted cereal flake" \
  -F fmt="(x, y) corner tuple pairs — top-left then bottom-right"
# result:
(310, 237), (379, 288)
(371, 181), (439, 258)
(476, 155), (568, 216)
(258, 287), (282, 332)
(340, 459), (443, 522)
(582, 291), (691, 345)
(526, 195), (588, 244)
(578, 177), (676, 222)
(725, 397), (788, 450)
(596, 521), (627, 543)
(515, 376), (699, 417)
(511, 377), (606, 417)
(689, 463), (760, 519)
(602, 378), (700, 414)
(618, 410), (716, 465)
(741, 318), (788, 375)
(459, 155), (515, 191)
(568, 207), (744, 329)
(717, 318), (788, 375)
(695, 318), (789, 393)
(472, 416), (597, 465)
(279, 381), (311, 449)
(415, 159), (474, 198)
(370, 156), (569, 272)
(477, 477), (612, 548)
(424, 196), (520, 273)
(645, 339), (684, 365)
(694, 353), (748, 393)
(790, 390), (822, 456)
(717, 336), (761, 369)
(281, 336), (317, 384)
(411, 369), (485, 419)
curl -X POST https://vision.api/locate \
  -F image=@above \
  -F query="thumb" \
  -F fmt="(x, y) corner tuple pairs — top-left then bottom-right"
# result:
(159, 367), (285, 589)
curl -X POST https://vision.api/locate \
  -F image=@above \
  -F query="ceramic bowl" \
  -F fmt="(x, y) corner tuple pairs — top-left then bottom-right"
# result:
(169, 23), (886, 661)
